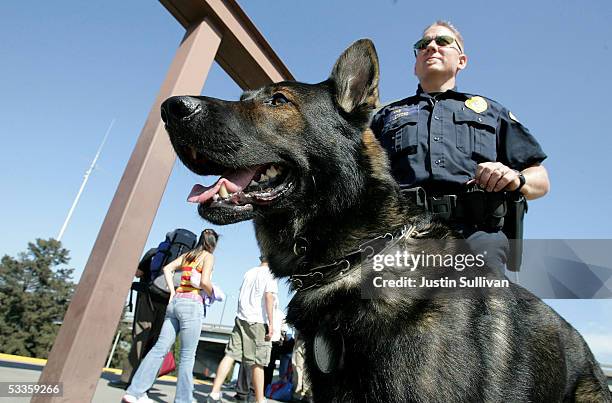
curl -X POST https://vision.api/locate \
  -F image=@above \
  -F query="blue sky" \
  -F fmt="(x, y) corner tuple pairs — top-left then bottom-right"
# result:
(1, 1), (611, 362)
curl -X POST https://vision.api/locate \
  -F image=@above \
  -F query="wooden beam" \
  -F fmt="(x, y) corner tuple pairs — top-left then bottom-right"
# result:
(159, 0), (294, 88)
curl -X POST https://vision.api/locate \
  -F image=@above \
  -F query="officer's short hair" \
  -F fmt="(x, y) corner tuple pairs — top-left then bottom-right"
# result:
(423, 20), (465, 53)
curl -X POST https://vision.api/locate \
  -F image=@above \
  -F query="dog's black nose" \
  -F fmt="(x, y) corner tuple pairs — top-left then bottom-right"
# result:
(161, 96), (200, 123)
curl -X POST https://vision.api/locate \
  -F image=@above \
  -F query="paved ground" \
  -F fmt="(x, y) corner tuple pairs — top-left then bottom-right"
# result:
(0, 355), (280, 402)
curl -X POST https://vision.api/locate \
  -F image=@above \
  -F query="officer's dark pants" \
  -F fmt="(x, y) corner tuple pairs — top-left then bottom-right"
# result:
(119, 291), (167, 383)
(458, 226), (510, 274)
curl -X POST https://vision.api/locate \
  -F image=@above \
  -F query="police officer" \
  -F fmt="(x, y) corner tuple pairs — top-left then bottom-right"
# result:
(371, 21), (550, 272)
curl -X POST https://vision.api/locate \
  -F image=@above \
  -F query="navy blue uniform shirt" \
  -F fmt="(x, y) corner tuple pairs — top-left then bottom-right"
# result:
(371, 86), (547, 194)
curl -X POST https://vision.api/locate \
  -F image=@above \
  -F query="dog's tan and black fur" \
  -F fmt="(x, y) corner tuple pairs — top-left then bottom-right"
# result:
(162, 40), (610, 402)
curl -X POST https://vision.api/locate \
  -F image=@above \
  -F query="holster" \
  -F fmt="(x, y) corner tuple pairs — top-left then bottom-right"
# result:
(502, 192), (528, 272)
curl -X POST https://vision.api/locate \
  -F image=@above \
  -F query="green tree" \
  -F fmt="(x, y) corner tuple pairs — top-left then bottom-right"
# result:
(0, 238), (75, 358)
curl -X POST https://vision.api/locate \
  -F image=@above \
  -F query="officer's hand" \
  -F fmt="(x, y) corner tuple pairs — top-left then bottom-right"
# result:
(468, 162), (520, 192)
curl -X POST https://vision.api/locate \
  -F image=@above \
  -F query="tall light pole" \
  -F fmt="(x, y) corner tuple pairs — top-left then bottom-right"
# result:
(57, 119), (115, 242)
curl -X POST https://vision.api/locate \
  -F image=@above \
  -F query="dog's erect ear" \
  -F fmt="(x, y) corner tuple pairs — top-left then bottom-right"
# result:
(329, 39), (380, 114)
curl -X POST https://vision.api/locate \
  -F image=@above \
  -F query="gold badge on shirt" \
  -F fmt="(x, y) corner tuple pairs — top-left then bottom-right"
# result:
(465, 96), (488, 113)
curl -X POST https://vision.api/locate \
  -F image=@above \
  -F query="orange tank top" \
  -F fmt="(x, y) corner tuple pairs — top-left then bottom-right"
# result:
(175, 259), (202, 295)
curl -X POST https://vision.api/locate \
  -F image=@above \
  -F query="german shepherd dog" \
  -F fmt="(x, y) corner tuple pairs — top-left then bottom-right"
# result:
(161, 40), (610, 402)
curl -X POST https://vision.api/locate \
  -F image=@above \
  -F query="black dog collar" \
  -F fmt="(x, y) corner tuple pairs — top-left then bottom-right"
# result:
(289, 224), (423, 291)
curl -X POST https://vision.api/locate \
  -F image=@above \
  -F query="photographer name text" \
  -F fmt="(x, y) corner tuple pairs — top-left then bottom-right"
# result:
(372, 276), (510, 288)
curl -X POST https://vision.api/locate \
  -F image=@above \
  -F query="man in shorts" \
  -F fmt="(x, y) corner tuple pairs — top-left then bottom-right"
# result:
(207, 256), (277, 403)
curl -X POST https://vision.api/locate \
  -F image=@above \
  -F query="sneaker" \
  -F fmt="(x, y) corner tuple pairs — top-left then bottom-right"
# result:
(121, 393), (154, 403)
(206, 392), (223, 403)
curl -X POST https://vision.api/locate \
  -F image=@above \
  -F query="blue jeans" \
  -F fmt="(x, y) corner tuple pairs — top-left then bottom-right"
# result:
(126, 297), (204, 403)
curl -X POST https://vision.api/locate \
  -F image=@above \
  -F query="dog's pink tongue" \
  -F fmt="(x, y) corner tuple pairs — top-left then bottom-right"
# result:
(187, 167), (259, 203)
(187, 184), (218, 203)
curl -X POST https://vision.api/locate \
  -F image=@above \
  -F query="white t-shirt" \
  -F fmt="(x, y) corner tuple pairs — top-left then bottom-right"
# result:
(271, 303), (286, 342)
(236, 264), (278, 324)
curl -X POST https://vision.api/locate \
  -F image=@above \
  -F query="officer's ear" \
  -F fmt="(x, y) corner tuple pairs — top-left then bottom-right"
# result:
(329, 39), (380, 119)
(457, 53), (468, 72)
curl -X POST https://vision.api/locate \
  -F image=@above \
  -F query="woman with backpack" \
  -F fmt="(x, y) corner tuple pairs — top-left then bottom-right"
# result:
(123, 228), (220, 403)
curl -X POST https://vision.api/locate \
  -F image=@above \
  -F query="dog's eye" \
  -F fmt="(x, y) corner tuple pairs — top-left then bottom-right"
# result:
(266, 93), (290, 106)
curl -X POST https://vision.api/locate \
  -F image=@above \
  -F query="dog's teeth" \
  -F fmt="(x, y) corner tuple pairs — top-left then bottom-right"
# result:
(212, 194), (219, 201)
(267, 166), (278, 178)
(218, 183), (229, 198)
(249, 180), (259, 187)
(259, 174), (269, 182)
(190, 148), (197, 160)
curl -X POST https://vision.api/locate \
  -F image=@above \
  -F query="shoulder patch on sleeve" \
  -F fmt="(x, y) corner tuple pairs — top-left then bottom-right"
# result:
(508, 111), (520, 123)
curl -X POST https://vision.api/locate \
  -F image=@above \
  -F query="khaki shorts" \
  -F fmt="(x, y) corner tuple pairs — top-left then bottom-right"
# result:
(225, 317), (271, 366)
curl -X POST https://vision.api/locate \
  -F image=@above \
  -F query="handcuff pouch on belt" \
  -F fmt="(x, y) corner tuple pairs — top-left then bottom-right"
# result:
(460, 187), (507, 231)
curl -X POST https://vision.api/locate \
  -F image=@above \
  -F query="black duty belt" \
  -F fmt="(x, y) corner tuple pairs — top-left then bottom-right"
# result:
(401, 186), (507, 230)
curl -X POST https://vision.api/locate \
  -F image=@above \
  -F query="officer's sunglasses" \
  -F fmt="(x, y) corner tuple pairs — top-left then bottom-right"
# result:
(413, 35), (463, 55)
